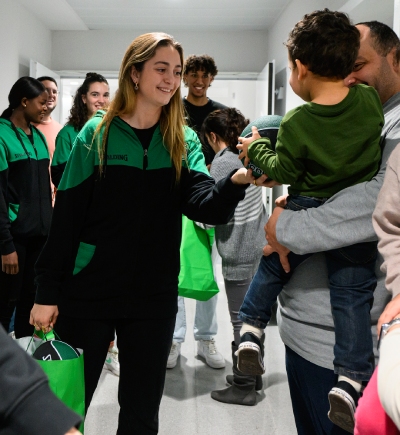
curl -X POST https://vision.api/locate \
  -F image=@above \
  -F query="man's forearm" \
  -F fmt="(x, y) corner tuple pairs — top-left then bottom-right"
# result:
(276, 175), (382, 255)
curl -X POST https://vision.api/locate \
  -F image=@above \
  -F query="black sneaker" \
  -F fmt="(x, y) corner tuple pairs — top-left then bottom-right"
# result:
(328, 380), (360, 434)
(235, 332), (265, 375)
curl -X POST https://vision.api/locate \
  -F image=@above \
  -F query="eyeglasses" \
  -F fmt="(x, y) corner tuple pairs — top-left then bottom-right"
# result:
(45, 88), (60, 96)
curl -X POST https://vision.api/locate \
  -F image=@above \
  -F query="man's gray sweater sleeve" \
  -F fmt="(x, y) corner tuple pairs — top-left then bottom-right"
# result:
(276, 98), (400, 255)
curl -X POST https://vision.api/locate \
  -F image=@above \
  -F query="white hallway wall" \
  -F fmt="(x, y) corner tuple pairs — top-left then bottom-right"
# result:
(0, 0), (52, 110)
(51, 29), (269, 73)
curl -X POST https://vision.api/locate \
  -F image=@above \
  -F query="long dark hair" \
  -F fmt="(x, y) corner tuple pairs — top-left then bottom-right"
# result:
(201, 108), (249, 154)
(68, 72), (108, 131)
(1, 77), (46, 119)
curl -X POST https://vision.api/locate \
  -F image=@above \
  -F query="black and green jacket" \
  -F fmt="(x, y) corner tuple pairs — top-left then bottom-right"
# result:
(0, 118), (52, 255)
(51, 123), (79, 188)
(35, 112), (247, 319)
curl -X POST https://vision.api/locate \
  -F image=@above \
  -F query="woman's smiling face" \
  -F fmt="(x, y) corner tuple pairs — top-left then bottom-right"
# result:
(131, 45), (182, 109)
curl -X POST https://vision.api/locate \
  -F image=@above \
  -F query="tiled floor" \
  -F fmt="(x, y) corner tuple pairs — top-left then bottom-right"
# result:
(85, 259), (296, 434)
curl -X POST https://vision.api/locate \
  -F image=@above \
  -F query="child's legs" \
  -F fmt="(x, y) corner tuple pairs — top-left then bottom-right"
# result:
(238, 195), (322, 331)
(238, 251), (310, 329)
(326, 242), (377, 382)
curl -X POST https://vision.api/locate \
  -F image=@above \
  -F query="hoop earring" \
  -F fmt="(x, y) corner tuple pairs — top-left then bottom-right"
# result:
(134, 82), (139, 90)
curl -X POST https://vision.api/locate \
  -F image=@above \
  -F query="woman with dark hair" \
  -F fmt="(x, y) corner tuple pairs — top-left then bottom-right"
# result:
(0, 77), (52, 337)
(51, 72), (109, 187)
(201, 108), (267, 406)
(30, 32), (259, 433)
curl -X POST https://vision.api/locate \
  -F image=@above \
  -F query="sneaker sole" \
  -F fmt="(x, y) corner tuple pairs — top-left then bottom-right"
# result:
(166, 358), (178, 369)
(236, 346), (264, 375)
(328, 389), (355, 434)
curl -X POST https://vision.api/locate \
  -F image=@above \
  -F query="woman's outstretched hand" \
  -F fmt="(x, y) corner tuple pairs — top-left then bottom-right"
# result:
(231, 168), (268, 186)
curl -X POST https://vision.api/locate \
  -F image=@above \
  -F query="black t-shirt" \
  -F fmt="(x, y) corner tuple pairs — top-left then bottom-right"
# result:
(183, 98), (227, 165)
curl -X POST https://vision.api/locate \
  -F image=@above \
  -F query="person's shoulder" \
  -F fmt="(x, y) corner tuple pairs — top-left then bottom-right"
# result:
(352, 84), (381, 103)
(209, 100), (227, 110)
(0, 118), (11, 130)
(183, 125), (200, 145)
(280, 105), (304, 126)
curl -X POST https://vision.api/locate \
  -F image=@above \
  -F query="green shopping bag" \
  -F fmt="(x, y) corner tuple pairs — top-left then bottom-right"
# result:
(178, 215), (219, 301)
(32, 330), (85, 433)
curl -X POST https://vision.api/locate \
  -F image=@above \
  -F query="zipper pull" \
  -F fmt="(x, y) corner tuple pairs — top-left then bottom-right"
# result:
(143, 148), (148, 170)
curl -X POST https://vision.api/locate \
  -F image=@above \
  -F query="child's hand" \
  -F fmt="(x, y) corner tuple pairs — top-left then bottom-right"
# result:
(275, 194), (288, 208)
(237, 126), (261, 167)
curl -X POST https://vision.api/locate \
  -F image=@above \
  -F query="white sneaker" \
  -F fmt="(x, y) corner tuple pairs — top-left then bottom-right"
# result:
(197, 338), (226, 369)
(8, 331), (15, 339)
(104, 346), (120, 376)
(167, 341), (181, 369)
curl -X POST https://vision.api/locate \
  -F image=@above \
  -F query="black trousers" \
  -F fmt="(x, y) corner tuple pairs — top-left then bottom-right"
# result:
(0, 236), (47, 337)
(55, 314), (176, 434)
(285, 345), (349, 435)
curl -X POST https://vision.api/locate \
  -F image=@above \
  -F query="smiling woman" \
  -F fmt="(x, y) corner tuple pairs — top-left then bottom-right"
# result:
(50, 72), (110, 187)
(30, 31), (255, 435)
(0, 77), (52, 338)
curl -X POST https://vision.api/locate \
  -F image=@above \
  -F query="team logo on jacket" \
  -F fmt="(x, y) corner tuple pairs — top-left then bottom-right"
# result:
(14, 152), (32, 159)
(107, 154), (128, 161)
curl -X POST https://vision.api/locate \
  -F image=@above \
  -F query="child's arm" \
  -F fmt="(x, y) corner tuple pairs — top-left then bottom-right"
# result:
(237, 126), (261, 167)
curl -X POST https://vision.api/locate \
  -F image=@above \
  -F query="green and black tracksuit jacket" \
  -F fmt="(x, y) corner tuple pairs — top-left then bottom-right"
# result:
(35, 112), (248, 319)
(0, 118), (52, 255)
(51, 123), (79, 188)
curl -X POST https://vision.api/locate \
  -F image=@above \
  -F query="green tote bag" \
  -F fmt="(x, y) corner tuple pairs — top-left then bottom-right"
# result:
(178, 215), (219, 301)
(33, 330), (85, 433)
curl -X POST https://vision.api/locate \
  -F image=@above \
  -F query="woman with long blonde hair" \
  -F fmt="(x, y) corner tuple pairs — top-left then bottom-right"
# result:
(30, 32), (259, 433)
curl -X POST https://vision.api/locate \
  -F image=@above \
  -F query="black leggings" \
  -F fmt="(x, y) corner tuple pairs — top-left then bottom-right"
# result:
(0, 236), (47, 337)
(55, 314), (176, 434)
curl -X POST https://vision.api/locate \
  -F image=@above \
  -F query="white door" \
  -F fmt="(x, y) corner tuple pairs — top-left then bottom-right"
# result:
(30, 60), (61, 123)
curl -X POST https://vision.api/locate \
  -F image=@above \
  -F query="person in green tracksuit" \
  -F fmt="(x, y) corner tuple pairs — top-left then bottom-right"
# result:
(30, 33), (260, 435)
(51, 72), (110, 187)
(0, 77), (52, 337)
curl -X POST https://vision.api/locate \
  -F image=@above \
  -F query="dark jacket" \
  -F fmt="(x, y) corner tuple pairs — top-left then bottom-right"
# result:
(35, 113), (247, 319)
(0, 118), (52, 255)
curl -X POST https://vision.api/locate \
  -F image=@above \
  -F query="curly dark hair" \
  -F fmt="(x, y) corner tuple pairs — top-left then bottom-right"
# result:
(286, 9), (360, 79)
(183, 54), (218, 77)
(67, 72), (108, 131)
(357, 21), (400, 64)
(201, 108), (249, 154)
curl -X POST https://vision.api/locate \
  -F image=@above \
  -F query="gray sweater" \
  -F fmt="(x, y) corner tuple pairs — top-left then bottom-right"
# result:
(275, 92), (400, 370)
(210, 148), (267, 280)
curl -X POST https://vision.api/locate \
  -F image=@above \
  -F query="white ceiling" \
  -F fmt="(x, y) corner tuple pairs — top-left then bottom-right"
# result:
(17, 0), (293, 31)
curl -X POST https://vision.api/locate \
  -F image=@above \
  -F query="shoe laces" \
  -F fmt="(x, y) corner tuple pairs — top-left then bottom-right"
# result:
(203, 338), (217, 355)
(170, 342), (179, 353)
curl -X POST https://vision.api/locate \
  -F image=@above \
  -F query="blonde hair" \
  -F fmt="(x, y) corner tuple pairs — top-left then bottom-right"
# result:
(95, 32), (186, 180)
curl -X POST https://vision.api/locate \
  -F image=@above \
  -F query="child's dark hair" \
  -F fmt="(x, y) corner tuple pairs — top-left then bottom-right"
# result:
(37, 76), (58, 87)
(286, 9), (360, 79)
(357, 21), (400, 64)
(1, 77), (46, 119)
(183, 54), (218, 77)
(201, 108), (249, 154)
(68, 72), (108, 131)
